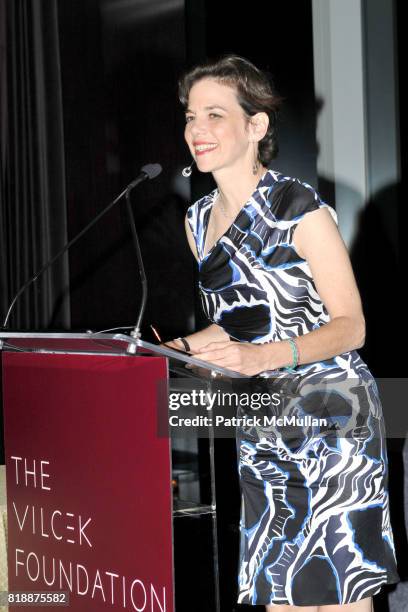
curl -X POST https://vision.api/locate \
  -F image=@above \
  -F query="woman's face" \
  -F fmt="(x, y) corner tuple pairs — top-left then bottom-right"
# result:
(184, 78), (253, 174)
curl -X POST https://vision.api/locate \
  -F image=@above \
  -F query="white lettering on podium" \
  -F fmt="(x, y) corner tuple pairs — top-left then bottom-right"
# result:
(15, 548), (24, 576)
(12, 503), (92, 546)
(41, 507), (49, 538)
(9, 457), (167, 610)
(105, 571), (120, 604)
(79, 515), (92, 547)
(15, 549), (167, 610)
(150, 585), (166, 612)
(59, 558), (72, 589)
(123, 575), (126, 608)
(66, 512), (75, 544)
(131, 579), (147, 610)
(27, 551), (41, 581)
(51, 510), (62, 539)
(10, 456), (51, 489)
(76, 563), (89, 595)
(43, 554), (56, 585)
(12, 503), (29, 530)
(92, 569), (105, 601)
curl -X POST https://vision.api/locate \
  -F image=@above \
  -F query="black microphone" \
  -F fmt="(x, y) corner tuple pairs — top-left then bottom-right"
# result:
(128, 163), (161, 187)
(2, 164), (162, 329)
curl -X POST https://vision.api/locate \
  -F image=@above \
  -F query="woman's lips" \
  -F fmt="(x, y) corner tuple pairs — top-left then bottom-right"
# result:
(195, 145), (218, 156)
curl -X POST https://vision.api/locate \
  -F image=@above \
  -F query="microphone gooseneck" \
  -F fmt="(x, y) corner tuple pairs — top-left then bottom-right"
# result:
(125, 188), (148, 343)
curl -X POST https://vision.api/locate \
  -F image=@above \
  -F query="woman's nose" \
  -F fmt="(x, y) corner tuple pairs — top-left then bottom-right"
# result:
(189, 117), (209, 134)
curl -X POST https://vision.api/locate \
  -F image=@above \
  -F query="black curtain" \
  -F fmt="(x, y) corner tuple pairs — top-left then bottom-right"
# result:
(0, 0), (70, 330)
(0, 0), (7, 323)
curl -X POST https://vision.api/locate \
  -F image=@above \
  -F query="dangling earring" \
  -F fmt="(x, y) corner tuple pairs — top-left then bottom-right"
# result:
(252, 142), (259, 175)
(182, 159), (195, 177)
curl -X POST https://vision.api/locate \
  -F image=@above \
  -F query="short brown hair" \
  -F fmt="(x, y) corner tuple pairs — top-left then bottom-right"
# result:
(178, 53), (284, 165)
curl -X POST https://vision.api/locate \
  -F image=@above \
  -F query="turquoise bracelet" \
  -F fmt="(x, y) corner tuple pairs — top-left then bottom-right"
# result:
(284, 338), (299, 372)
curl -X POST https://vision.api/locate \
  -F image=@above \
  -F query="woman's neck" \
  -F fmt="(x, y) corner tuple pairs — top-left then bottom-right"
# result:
(213, 164), (269, 214)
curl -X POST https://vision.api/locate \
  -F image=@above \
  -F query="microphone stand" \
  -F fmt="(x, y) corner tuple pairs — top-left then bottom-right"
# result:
(125, 188), (148, 354)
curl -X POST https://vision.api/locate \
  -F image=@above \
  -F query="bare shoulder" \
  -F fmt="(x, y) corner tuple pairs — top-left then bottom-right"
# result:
(293, 207), (364, 322)
(292, 205), (340, 260)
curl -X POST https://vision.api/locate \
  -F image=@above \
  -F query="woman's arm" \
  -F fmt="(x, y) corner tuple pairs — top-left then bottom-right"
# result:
(194, 207), (366, 375)
(285, 205), (366, 362)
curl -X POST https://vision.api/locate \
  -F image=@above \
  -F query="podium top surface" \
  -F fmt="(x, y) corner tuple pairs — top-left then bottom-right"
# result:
(1, 332), (136, 355)
(0, 332), (245, 378)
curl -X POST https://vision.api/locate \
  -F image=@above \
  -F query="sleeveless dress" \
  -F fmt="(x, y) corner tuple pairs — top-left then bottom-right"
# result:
(186, 168), (400, 607)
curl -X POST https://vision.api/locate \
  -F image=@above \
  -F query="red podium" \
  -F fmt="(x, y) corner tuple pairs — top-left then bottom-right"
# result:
(1, 332), (239, 611)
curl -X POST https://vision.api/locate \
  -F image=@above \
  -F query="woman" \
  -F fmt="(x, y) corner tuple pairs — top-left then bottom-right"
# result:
(167, 54), (399, 610)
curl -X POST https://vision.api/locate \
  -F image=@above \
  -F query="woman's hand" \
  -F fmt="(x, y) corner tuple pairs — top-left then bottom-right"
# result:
(192, 341), (279, 376)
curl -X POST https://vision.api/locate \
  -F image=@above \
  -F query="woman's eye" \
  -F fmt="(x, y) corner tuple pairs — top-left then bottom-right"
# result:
(185, 113), (221, 123)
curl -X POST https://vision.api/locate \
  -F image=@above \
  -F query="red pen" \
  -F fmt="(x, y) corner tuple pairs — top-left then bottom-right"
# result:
(150, 324), (162, 343)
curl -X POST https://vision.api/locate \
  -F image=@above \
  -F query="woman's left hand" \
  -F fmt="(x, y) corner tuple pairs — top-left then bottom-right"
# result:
(192, 341), (275, 376)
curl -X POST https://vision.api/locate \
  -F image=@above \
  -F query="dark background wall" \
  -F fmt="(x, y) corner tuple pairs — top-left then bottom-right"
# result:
(57, 0), (195, 337)
(58, 0), (319, 341)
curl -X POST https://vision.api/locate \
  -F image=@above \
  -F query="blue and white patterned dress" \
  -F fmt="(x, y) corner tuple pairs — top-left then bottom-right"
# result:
(186, 168), (399, 606)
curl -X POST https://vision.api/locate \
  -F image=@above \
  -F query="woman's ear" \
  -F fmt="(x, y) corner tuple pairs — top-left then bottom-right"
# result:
(250, 112), (269, 141)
